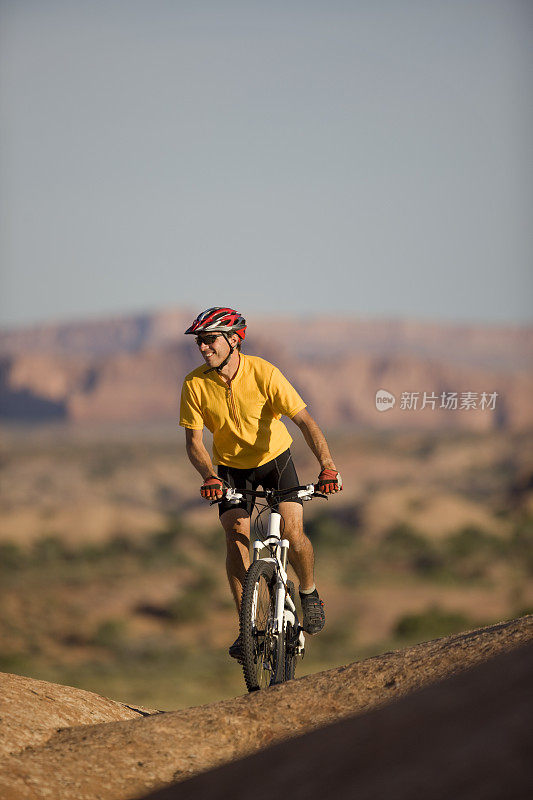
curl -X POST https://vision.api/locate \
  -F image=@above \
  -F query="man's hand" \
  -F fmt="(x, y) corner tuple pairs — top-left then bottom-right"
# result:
(317, 468), (343, 494)
(200, 476), (224, 500)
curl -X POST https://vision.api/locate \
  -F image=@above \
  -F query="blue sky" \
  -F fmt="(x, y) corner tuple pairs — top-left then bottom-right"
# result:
(1, 0), (532, 327)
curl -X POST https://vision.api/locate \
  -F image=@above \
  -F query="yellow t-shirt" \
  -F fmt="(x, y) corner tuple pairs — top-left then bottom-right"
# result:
(179, 354), (306, 468)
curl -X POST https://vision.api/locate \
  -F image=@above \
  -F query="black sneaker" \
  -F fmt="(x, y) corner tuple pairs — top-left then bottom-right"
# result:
(299, 589), (325, 635)
(229, 633), (244, 662)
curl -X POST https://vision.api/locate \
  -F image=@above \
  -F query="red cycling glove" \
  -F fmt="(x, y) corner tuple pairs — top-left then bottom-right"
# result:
(317, 469), (343, 494)
(200, 476), (224, 500)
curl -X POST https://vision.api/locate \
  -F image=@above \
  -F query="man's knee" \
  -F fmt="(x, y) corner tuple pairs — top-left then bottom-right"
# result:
(221, 509), (250, 543)
(279, 501), (305, 538)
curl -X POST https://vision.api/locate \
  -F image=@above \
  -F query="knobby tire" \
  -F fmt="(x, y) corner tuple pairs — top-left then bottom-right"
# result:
(240, 560), (285, 692)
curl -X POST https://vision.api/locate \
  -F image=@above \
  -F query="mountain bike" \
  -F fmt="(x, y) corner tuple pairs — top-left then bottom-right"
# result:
(222, 483), (325, 692)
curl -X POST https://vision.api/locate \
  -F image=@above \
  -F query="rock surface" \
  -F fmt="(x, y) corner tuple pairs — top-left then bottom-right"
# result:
(0, 672), (157, 758)
(143, 640), (533, 800)
(0, 615), (531, 800)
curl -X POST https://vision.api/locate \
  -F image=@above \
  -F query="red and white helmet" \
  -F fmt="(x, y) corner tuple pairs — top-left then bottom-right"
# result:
(185, 307), (247, 341)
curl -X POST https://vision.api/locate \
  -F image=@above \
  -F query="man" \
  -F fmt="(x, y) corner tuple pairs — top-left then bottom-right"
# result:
(179, 307), (342, 662)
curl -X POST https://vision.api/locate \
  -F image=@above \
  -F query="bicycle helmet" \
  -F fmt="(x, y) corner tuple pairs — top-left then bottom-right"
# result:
(185, 307), (247, 373)
(184, 307), (246, 340)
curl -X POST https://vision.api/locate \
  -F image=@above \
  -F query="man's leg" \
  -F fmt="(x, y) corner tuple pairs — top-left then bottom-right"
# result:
(220, 507), (251, 613)
(279, 500), (325, 634)
(278, 501), (315, 590)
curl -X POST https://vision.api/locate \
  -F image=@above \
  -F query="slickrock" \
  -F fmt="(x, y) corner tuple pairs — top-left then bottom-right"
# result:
(143, 640), (533, 800)
(0, 615), (531, 800)
(0, 672), (157, 758)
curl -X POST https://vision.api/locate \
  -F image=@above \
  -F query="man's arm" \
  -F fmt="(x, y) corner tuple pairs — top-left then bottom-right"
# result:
(184, 428), (217, 480)
(291, 408), (336, 470)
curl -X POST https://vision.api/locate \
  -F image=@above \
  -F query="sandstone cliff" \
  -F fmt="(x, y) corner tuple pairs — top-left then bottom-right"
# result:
(1, 310), (532, 430)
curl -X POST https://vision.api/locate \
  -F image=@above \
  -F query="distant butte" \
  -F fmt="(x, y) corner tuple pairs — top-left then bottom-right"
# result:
(1, 309), (532, 429)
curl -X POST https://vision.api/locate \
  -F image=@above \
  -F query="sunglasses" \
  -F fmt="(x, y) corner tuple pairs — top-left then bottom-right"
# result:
(195, 334), (220, 346)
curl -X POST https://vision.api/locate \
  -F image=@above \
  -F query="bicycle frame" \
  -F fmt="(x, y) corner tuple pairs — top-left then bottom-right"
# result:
(225, 484), (317, 657)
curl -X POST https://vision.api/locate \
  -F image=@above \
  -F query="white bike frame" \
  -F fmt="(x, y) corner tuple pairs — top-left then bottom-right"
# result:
(226, 484), (316, 657)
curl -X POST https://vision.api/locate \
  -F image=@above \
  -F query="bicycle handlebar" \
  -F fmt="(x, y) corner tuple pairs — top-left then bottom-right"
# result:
(215, 483), (327, 505)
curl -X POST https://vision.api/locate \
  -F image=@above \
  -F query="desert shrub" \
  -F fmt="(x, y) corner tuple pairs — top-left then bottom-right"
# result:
(382, 524), (443, 576)
(107, 535), (140, 556)
(32, 535), (70, 564)
(411, 436), (438, 458)
(203, 526), (226, 557)
(148, 516), (183, 551)
(166, 593), (205, 624)
(393, 605), (472, 642)
(444, 525), (507, 580)
(509, 518), (533, 574)
(87, 456), (116, 479)
(407, 496), (427, 512)
(306, 512), (354, 549)
(76, 542), (106, 563)
(340, 552), (372, 586)
(514, 606), (533, 618)
(61, 517), (186, 566)
(310, 615), (355, 657)
(383, 523), (428, 553)
(0, 651), (30, 671)
(445, 526), (503, 559)
(156, 485), (180, 512)
(165, 570), (217, 624)
(190, 570), (217, 594)
(0, 542), (27, 570)
(92, 618), (128, 648)
(87, 447), (133, 479)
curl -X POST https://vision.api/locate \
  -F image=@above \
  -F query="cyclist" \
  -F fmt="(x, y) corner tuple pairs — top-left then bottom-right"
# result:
(179, 307), (342, 662)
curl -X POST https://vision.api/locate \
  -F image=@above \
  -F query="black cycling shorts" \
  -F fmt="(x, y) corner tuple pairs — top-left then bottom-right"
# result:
(217, 449), (302, 517)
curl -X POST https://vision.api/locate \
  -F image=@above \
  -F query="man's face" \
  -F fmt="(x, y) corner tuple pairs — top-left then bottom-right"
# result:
(196, 333), (236, 368)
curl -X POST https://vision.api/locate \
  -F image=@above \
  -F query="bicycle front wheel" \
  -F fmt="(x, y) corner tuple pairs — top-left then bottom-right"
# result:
(240, 560), (284, 692)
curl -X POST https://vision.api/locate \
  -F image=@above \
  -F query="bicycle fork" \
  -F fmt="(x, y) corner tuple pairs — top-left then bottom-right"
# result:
(252, 510), (306, 656)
